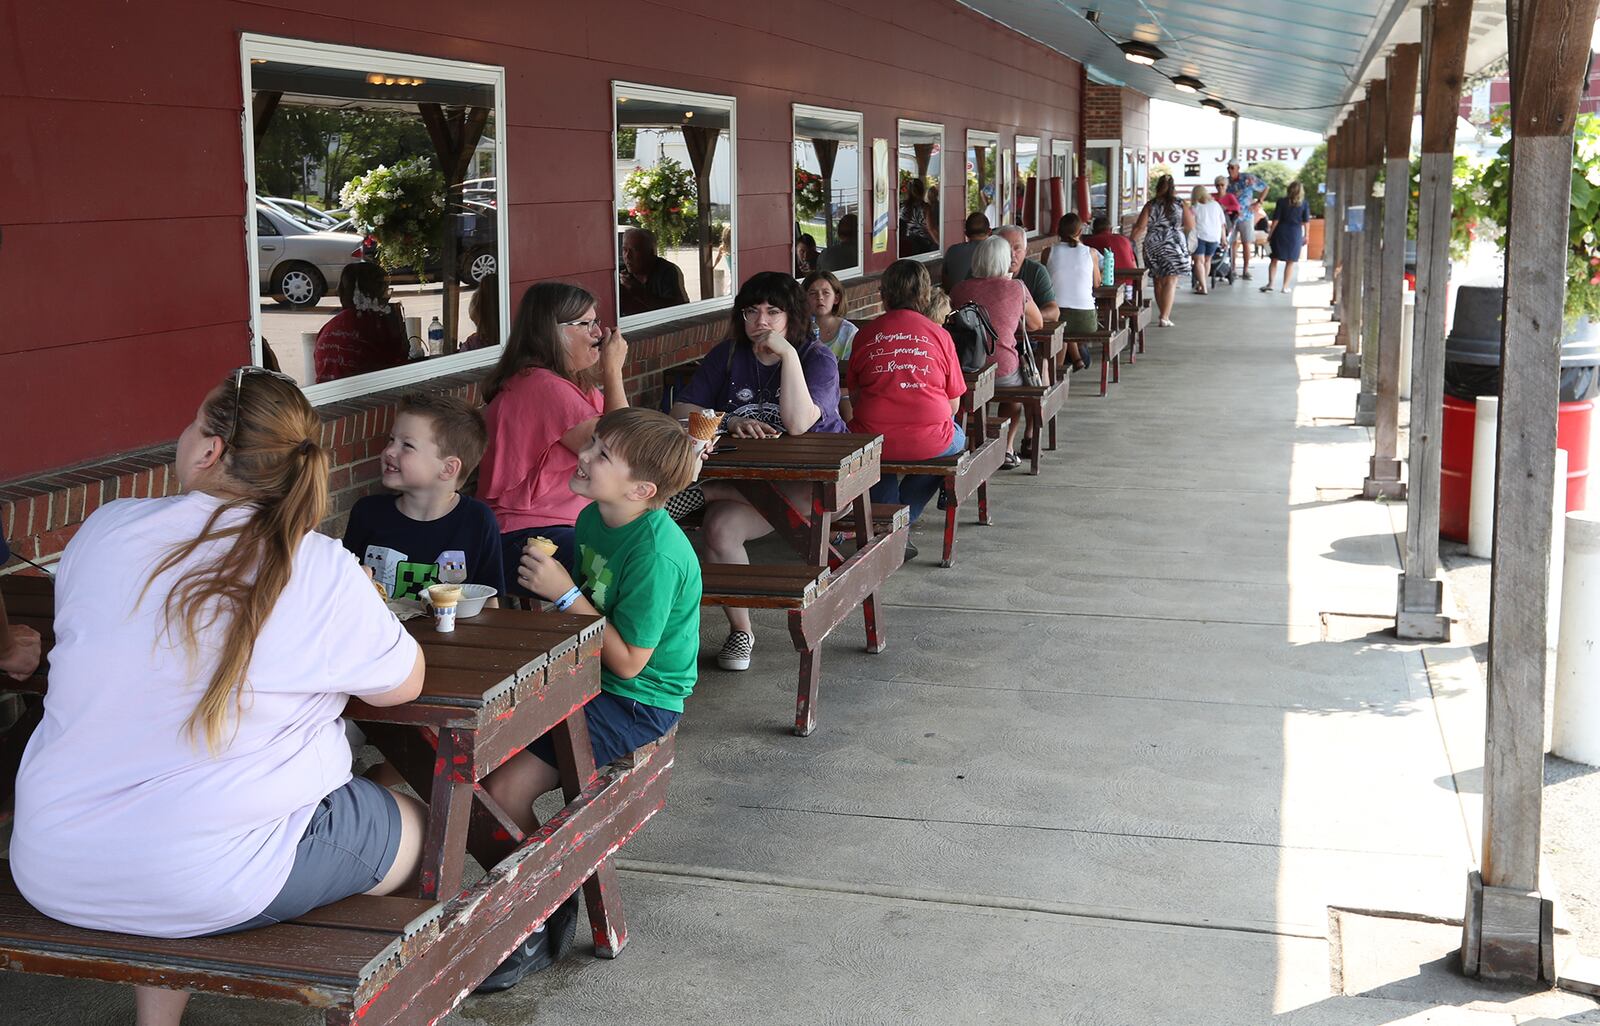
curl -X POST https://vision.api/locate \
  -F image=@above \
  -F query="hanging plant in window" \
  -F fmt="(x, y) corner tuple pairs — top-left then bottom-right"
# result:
(622, 156), (697, 248)
(795, 166), (826, 224)
(340, 157), (446, 281)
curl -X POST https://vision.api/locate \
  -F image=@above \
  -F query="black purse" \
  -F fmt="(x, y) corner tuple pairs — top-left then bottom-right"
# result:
(945, 302), (999, 374)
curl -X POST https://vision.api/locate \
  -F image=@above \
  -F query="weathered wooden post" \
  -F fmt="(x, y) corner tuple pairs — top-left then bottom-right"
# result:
(1397, 0), (1475, 641)
(1341, 100), (1371, 379)
(1328, 125), (1346, 331)
(1365, 44), (1421, 499)
(1461, 0), (1600, 984)
(1356, 78), (1387, 424)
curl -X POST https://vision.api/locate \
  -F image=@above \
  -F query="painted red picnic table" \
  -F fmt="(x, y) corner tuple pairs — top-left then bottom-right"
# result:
(0, 573), (661, 956)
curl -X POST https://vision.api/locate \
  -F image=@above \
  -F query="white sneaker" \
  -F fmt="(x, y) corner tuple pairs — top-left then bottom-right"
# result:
(717, 630), (754, 671)
(1158, 318), (1175, 327)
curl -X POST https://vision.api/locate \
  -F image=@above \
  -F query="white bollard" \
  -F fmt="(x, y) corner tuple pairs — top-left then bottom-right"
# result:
(1468, 396), (1499, 558)
(1545, 448), (1569, 752)
(1551, 511), (1600, 765)
(1399, 290), (1415, 400)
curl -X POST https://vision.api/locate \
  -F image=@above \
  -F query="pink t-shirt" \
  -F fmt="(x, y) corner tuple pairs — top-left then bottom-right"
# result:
(11, 493), (419, 938)
(846, 309), (966, 460)
(478, 368), (605, 532)
(950, 276), (1028, 377)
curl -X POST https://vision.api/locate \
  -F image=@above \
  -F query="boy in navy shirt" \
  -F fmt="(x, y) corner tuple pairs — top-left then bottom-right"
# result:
(342, 393), (505, 600)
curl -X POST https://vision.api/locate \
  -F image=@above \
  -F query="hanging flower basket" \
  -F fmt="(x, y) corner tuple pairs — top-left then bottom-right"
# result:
(340, 157), (446, 281)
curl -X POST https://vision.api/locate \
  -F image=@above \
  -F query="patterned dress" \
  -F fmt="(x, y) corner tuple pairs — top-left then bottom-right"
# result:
(1141, 198), (1190, 279)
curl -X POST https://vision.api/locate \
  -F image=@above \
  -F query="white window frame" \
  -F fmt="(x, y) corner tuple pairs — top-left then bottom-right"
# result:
(965, 128), (1000, 235)
(792, 103), (865, 281)
(613, 81), (738, 332)
(897, 119), (945, 264)
(1086, 138), (1123, 226)
(239, 34), (510, 405)
(1015, 135), (1041, 237)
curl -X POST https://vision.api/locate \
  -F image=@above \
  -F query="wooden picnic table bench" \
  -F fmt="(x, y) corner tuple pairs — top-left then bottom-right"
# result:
(0, 573), (674, 1023)
(697, 433), (907, 735)
(1057, 287), (1132, 397)
(989, 326), (1069, 476)
(1115, 267), (1153, 356)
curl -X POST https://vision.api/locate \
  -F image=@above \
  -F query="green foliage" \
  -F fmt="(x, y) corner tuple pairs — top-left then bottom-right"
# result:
(339, 157), (445, 280)
(622, 156), (698, 247)
(795, 165), (826, 223)
(255, 106), (434, 208)
(1246, 160), (1293, 204)
(617, 128), (638, 161)
(1298, 144), (1327, 218)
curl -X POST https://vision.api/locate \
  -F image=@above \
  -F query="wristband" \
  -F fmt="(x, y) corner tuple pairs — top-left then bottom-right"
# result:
(553, 586), (582, 611)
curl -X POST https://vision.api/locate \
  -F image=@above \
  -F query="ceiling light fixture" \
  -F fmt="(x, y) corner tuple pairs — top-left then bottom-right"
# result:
(1220, 108), (1239, 119)
(1200, 98), (1227, 112)
(1119, 39), (1166, 65)
(1170, 74), (1203, 93)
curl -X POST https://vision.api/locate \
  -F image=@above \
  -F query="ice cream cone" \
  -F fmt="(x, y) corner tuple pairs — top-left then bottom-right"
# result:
(525, 536), (559, 558)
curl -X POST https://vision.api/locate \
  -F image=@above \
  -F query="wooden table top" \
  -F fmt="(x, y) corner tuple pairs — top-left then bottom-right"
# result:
(0, 573), (603, 724)
(699, 432), (883, 482)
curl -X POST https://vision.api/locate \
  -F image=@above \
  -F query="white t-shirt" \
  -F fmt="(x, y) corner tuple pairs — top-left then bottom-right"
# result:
(1046, 242), (1099, 312)
(11, 493), (419, 938)
(1193, 200), (1226, 244)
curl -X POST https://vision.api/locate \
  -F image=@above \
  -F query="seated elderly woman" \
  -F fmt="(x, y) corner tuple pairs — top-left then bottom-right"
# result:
(950, 235), (1043, 469)
(313, 261), (410, 383)
(670, 271), (846, 672)
(846, 260), (966, 560)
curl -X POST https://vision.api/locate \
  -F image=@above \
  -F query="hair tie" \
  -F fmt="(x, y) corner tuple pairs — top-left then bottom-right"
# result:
(298, 439), (316, 455)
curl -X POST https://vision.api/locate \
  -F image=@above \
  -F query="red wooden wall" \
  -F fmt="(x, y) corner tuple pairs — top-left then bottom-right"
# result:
(0, 0), (1085, 482)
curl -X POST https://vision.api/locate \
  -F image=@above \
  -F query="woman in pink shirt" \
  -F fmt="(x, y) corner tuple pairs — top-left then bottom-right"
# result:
(950, 235), (1042, 468)
(478, 283), (630, 586)
(12, 370), (427, 1026)
(848, 260), (966, 555)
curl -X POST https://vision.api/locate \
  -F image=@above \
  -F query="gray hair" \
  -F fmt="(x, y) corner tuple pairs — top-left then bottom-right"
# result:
(969, 236), (1013, 279)
(995, 224), (1026, 244)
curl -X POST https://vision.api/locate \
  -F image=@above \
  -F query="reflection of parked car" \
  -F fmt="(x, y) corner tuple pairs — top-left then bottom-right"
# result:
(452, 196), (497, 285)
(260, 197), (343, 231)
(255, 203), (368, 308)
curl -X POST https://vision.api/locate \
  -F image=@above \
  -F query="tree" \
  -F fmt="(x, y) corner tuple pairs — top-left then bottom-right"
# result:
(1297, 144), (1327, 217)
(1246, 160), (1294, 205)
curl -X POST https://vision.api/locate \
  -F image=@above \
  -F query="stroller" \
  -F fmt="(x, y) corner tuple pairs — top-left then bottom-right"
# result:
(1209, 216), (1240, 287)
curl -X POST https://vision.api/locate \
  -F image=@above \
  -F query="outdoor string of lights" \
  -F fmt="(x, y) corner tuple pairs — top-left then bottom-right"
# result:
(1083, 9), (1238, 119)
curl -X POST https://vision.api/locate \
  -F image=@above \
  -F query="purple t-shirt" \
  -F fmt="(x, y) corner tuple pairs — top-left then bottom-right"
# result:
(678, 337), (846, 433)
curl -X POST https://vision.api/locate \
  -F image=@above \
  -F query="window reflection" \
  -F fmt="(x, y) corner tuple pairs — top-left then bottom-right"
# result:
(249, 56), (501, 386)
(793, 106), (862, 277)
(615, 84), (735, 321)
(965, 130), (999, 228)
(897, 120), (943, 257)
(1086, 145), (1114, 223)
(1015, 136), (1040, 234)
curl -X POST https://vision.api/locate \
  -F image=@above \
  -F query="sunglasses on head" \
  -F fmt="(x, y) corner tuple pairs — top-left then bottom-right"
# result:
(227, 365), (299, 445)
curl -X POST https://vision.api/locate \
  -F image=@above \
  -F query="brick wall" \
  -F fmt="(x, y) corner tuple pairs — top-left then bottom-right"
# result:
(1, 245), (1031, 567)
(1085, 84), (1124, 138)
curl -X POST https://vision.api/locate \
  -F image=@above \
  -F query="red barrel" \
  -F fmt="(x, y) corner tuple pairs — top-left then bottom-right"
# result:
(1439, 395), (1592, 543)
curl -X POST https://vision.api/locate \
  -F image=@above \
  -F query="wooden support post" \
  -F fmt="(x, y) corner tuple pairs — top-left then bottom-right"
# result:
(1464, 0), (1600, 985)
(418, 103), (490, 355)
(1356, 82), (1387, 422)
(252, 91), (283, 149)
(1364, 44), (1420, 499)
(1340, 103), (1370, 378)
(1398, 0), (1475, 640)
(1328, 127), (1344, 322)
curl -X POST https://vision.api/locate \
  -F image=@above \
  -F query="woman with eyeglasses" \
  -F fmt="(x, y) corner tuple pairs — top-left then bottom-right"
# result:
(11, 368), (427, 1026)
(479, 282), (630, 583)
(670, 271), (845, 671)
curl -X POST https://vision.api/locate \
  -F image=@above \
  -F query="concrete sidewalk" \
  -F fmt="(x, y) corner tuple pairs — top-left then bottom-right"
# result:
(14, 271), (1600, 1024)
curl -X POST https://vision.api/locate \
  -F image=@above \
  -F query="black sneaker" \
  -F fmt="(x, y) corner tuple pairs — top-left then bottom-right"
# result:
(474, 894), (581, 993)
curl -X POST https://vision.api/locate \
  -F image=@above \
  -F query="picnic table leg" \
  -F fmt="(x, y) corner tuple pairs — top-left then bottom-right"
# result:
(941, 478), (958, 568)
(1113, 346), (1122, 384)
(418, 729), (475, 900)
(551, 713), (629, 958)
(851, 493), (888, 654)
(794, 643), (824, 736)
(978, 480), (992, 525)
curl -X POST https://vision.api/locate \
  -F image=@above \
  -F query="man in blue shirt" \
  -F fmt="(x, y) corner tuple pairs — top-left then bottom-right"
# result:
(1226, 163), (1264, 280)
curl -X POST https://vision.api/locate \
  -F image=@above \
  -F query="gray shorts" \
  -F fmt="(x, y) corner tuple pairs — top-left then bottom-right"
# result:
(211, 776), (402, 934)
(995, 369), (1024, 387)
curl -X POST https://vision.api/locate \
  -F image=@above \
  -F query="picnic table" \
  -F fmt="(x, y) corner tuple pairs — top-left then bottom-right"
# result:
(960, 364), (996, 439)
(0, 572), (673, 1020)
(698, 432), (908, 734)
(1026, 321), (1066, 384)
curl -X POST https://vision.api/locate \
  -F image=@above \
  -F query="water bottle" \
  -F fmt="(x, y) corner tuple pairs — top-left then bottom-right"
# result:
(1100, 248), (1115, 287)
(806, 314), (821, 347)
(427, 316), (444, 356)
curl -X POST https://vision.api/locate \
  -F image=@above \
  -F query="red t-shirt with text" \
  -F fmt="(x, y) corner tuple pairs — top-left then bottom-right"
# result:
(846, 309), (967, 461)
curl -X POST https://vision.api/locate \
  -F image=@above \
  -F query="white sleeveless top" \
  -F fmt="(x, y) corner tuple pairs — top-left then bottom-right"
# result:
(1047, 242), (1098, 312)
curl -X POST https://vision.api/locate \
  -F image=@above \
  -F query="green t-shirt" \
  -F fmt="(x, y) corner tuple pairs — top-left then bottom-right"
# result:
(574, 504), (702, 712)
(1016, 258), (1056, 310)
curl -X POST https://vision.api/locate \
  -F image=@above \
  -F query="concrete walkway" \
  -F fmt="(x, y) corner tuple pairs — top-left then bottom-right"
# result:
(15, 271), (1600, 1024)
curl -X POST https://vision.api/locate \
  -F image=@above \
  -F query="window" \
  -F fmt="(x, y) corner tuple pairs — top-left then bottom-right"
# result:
(614, 83), (736, 328)
(965, 130), (999, 230)
(242, 35), (508, 401)
(1085, 141), (1119, 224)
(1051, 139), (1074, 234)
(897, 120), (943, 259)
(793, 105), (863, 279)
(1015, 136), (1040, 236)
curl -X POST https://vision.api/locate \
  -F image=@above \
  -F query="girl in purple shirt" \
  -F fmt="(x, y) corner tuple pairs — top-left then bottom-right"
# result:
(671, 272), (845, 672)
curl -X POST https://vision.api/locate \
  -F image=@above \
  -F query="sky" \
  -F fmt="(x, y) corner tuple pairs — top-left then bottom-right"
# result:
(1149, 98), (1325, 149)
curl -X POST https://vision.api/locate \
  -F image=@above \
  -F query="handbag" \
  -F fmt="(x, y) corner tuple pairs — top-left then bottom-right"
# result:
(945, 302), (999, 374)
(1014, 312), (1043, 387)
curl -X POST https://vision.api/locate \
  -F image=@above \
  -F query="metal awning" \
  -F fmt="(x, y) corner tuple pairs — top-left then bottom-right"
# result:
(957, 0), (1512, 134)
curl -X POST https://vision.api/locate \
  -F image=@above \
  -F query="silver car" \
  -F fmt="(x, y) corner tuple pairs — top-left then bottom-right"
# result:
(255, 202), (368, 308)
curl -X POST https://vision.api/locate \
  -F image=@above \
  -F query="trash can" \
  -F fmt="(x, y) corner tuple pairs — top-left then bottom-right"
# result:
(1439, 286), (1600, 540)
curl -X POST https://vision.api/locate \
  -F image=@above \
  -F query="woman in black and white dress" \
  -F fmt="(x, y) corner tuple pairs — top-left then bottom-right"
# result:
(1131, 174), (1194, 327)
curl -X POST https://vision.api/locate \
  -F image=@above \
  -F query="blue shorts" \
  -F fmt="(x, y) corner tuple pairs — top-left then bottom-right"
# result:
(528, 690), (680, 771)
(211, 776), (401, 935)
(1194, 239), (1220, 258)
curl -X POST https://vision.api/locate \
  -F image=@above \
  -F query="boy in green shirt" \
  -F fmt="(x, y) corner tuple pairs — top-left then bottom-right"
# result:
(478, 407), (702, 992)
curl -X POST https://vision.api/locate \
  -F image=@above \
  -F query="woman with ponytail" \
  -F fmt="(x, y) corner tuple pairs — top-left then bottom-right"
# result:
(10, 368), (427, 1026)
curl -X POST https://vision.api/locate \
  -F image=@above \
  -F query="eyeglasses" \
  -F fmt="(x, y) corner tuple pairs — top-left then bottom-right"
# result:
(560, 318), (602, 332)
(228, 365), (298, 445)
(740, 307), (782, 321)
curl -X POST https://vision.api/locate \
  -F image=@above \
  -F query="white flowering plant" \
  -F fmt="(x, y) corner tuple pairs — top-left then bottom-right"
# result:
(339, 157), (446, 280)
